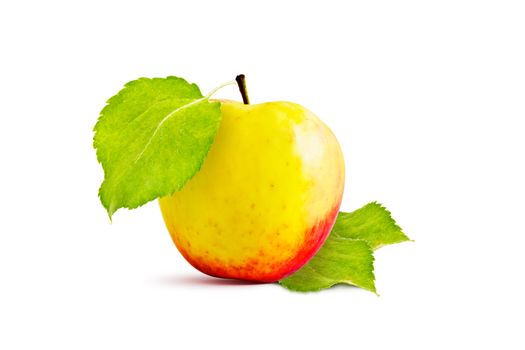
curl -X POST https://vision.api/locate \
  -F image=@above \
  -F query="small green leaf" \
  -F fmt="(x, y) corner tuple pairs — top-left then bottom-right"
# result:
(93, 76), (221, 218)
(332, 202), (410, 250)
(279, 202), (410, 292)
(280, 237), (376, 293)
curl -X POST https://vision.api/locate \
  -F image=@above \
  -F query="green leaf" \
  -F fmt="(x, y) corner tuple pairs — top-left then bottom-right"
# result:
(280, 237), (376, 293)
(331, 202), (410, 250)
(279, 202), (410, 292)
(93, 76), (221, 218)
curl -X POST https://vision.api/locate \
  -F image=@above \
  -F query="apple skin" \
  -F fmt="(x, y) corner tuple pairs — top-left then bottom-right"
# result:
(159, 101), (345, 282)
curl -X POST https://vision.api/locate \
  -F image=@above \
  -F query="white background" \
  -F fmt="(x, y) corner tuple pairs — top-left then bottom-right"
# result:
(1, 0), (524, 349)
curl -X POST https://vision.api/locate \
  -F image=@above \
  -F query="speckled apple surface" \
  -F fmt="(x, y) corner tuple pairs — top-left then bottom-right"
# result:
(159, 101), (345, 282)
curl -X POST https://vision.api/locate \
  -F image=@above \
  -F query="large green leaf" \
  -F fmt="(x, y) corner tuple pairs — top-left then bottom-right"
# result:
(93, 76), (221, 218)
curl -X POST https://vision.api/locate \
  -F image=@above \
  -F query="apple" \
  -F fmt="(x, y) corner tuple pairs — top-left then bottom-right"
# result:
(159, 99), (344, 282)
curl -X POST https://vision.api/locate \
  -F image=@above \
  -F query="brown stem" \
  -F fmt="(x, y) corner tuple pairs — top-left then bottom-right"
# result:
(235, 74), (250, 104)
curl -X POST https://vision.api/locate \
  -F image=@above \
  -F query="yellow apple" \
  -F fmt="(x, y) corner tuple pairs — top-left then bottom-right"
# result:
(159, 100), (344, 282)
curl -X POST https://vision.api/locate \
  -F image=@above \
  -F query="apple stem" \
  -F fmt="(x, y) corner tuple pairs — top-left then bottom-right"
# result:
(235, 74), (250, 105)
